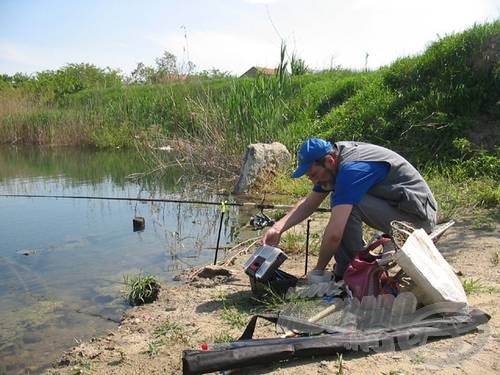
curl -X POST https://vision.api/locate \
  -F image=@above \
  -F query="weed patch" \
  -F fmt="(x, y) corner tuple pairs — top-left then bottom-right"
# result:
(220, 305), (249, 328)
(123, 273), (160, 306)
(462, 278), (483, 294)
(336, 352), (344, 375)
(153, 319), (187, 342)
(206, 332), (237, 344)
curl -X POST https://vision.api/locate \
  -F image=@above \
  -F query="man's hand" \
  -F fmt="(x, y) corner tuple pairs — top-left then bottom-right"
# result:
(262, 226), (281, 246)
(307, 269), (325, 278)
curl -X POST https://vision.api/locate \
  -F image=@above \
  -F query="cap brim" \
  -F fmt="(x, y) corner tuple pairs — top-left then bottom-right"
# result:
(291, 162), (312, 178)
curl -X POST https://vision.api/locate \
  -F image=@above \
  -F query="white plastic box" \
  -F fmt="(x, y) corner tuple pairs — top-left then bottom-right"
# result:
(243, 245), (288, 281)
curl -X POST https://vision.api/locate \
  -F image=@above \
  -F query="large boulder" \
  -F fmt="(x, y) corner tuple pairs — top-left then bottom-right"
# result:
(233, 142), (291, 194)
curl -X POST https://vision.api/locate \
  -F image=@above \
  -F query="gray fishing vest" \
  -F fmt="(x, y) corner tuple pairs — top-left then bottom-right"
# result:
(334, 141), (438, 220)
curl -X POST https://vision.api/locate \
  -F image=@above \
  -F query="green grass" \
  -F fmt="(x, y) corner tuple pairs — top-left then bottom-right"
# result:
(1, 21), (498, 190)
(145, 339), (164, 357)
(410, 354), (426, 364)
(280, 230), (322, 255)
(426, 171), (499, 222)
(153, 319), (187, 341)
(281, 231), (305, 253)
(270, 209), (287, 222)
(123, 273), (160, 306)
(144, 318), (190, 357)
(220, 305), (249, 328)
(336, 352), (344, 375)
(209, 289), (228, 302)
(462, 278), (499, 294)
(253, 285), (324, 313)
(71, 362), (94, 375)
(4, 25), (493, 155)
(210, 289), (256, 328)
(253, 285), (290, 312)
(206, 332), (237, 344)
(462, 278), (483, 295)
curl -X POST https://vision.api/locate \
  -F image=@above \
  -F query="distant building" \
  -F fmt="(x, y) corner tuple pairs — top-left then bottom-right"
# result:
(240, 66), (276, 78)
(161, 73), (188, 82)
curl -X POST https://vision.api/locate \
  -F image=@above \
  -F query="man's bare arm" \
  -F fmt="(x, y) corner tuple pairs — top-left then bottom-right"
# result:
(314, 204), (353, 270)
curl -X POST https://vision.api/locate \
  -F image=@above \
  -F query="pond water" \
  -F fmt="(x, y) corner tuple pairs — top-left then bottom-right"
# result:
(0, 146), (253, 374)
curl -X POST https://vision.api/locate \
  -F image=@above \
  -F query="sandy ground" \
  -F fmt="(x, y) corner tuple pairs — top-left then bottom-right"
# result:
(45, 217), (499, 375)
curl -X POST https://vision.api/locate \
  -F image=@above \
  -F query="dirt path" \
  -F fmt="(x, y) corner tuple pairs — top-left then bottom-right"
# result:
(45, 219), (499, 375)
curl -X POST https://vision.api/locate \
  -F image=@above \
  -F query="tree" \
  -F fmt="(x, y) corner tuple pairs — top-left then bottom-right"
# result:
(130, 62), (156, 84)
(155, 51), (178, 75)
(290, 53), (308, 76)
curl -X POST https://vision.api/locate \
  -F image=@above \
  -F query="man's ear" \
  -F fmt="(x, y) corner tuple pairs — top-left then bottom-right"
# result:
(326, 154), (336, 169)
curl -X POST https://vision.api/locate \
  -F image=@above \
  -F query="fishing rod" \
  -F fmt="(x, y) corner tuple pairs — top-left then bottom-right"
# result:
(1, 193), (330, 265)
(0, 193), (331, 212)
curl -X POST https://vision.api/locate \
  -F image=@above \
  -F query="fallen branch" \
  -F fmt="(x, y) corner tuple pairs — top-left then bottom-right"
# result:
(185, 236), (261, 279)
(221, 237), (261, 267)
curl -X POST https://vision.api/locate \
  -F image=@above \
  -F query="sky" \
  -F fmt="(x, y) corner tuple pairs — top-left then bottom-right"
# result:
(0, 0), (499, 77)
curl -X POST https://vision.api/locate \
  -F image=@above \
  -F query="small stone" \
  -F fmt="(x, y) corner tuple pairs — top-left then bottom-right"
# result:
(453, 267), (463, 276)
(57, 358), (71, 367)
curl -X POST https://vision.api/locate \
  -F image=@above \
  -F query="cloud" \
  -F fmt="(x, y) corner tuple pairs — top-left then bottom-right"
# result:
(262, 0), (499, 69)
(1, 0), (497, 75)
(0, 40), (56, 74)
(146, 30), (280, 75)
(135, 0), (499, 75)
(0, 39), (141, 75)
(0, 41), (40, 65)
(241, 0), (279, 4)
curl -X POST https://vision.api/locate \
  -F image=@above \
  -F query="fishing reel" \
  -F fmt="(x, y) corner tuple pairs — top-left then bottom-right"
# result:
(249, 210), (275, 230)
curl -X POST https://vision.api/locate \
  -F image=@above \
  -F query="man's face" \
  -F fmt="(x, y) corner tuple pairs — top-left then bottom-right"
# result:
(305, 156), (335, 191)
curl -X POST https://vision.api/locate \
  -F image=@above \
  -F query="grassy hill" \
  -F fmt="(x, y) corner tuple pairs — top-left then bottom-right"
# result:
(0, 21), (498, 218)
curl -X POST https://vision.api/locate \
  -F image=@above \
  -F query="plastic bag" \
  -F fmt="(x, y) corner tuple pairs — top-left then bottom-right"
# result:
(395, 228), (467, 306)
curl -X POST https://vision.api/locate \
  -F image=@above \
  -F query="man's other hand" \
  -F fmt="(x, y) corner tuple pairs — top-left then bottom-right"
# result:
(306, 269), (332, 284)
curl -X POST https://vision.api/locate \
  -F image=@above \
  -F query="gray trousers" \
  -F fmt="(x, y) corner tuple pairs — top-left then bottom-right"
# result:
(333, 194), (437, 278)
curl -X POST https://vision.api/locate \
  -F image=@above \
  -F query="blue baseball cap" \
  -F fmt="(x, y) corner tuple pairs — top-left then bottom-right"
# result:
(291, 138), (333, 178)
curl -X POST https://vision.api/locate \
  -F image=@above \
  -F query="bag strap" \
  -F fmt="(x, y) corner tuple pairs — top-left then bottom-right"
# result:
(239, 313), (341, 340)
(390, 220), (416, 236)
(365, 235), (392, 253)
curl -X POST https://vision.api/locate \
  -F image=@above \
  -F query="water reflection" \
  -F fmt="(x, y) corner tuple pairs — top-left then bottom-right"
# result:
(0, 146), (250, 374)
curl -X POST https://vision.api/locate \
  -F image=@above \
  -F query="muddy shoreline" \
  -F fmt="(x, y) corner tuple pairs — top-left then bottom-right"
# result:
(45, 218), (499, 375)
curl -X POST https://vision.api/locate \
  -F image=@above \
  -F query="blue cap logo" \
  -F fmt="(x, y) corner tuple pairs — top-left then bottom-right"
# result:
(291, 138), (333, 178)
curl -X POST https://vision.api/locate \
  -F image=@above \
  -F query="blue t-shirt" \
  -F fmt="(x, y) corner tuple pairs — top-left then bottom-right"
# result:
(313, 161), (390, 207)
